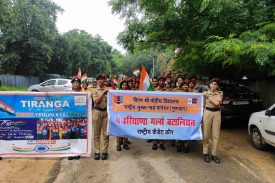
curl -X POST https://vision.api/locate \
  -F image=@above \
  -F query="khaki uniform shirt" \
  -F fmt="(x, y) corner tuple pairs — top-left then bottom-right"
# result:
(91, 86), (108, 109)
(155, 86), (167, 92)
(203, 90), (222, 108)
(189, 88), (198, 93)
(172, 87), (182, 92)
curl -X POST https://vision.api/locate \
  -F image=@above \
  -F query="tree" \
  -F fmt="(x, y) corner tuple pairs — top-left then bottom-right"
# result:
(0, 0), (62, 76)
(57, 29), (115, 77)
(112, 49), (159, 77)
(109, 0), (275, 79)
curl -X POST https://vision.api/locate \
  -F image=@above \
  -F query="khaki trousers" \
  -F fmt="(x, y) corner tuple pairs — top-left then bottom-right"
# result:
(202, 109), (221, 156)
(93, 110), (109, 153)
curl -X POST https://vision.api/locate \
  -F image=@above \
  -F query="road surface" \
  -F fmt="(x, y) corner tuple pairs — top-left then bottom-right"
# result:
(1, 126), (275, 183)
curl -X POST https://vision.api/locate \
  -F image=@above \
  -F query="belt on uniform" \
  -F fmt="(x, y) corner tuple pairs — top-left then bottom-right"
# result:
(94, 107), (107, 111)
(205, 107), (220, 112)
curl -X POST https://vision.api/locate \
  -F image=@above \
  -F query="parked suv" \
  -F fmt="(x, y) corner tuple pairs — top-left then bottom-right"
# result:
(248, 104), (275, 150)
(28, 79), (72, 92)
(219, 83), (263, 122)
(197, 83), (263, 122)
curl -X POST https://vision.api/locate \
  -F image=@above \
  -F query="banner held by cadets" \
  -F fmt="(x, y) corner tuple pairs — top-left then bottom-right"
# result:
(107, 90), (203, 140)
(0, 92), (92, 157)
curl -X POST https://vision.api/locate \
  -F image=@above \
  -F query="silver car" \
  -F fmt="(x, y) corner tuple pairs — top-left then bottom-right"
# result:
(28, 79), (72, 92)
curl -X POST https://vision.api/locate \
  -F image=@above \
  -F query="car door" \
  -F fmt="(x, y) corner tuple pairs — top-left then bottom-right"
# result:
(262, 104), (275, 144)
(39, 79), (56, 92)
(54, 79), (70, 92)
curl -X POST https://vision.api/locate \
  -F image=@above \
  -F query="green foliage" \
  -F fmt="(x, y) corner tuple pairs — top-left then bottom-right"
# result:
(0, 0), (62, 76)
(0, 0), (118, 78)
(110, 0), (275, 79)
(112, 49), (159, 77)
(205, 23), (275, 77)
(0, 85), (27, 91)
(58, 30), (114, 77)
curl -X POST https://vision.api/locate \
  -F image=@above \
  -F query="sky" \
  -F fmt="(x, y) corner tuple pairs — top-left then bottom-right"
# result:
(52, 0), (126, 53)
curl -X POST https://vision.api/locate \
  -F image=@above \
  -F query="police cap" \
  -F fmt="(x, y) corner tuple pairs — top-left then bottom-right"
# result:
(96, 73), (107, 80)
(71, 76), (81, 83)
(209, 78), (219, 84)
(158, 76), (166, 81)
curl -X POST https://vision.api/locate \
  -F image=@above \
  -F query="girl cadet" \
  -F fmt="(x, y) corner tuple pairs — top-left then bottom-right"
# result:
(116, 80), (130, 151)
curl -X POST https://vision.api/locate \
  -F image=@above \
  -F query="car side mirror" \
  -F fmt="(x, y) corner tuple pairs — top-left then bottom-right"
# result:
(265, 110), (272, 116)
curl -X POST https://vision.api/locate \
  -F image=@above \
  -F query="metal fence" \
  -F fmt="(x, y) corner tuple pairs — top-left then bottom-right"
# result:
(246, 78), (275, 108)
(0, 75), (40, 87)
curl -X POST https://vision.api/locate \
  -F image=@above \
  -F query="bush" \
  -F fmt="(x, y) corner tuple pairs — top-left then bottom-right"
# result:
(0, 85), (27, 91)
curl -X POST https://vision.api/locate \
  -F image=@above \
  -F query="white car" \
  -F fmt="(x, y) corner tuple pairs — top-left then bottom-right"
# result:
(28, 79), (72, 92)
(248, 104), (275, 150)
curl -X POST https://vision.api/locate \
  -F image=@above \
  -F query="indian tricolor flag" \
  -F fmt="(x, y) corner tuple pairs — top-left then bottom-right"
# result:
(81, 73), (88, 82)
(133, 69), (140, 76)
(77, 67), (82, 78)
(139, 65), (154, 91)
(112, 77), (120, 88)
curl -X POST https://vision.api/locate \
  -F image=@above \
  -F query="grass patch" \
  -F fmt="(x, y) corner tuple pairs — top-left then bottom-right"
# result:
(0, 85), (28, 91)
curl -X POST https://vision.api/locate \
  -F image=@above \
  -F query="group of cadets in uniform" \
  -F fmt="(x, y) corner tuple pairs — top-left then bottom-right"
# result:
(63, 72), (222, 164)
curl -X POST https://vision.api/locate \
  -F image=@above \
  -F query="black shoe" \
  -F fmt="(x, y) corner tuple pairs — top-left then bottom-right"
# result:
(183, 146), (189, 153)
(147, 139), (153, 143)
(203, 154), (211, 163)
(68, 156), (74, 160)
(101, 153), (108, 160)
(123, 144), (129, 150)
(212, 155), (221, 164)
(152, 144), (157, 150)
(94, 153), (100, 160)
(176, 146), (182, 152)
(75, 155), (80, 160)
(160, 144), (166, 150)
(116, 145), (122, 151)
(0, 157), (2, 160)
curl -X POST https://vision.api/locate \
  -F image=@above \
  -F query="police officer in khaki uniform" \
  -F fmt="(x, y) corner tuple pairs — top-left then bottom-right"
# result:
(92, 73), (109, 160)
(152, 76), (167, 150)
(202, 78), (223, 164)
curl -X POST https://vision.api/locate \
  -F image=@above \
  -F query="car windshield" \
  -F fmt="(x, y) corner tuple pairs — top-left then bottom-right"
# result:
(219, 84), (251, 93)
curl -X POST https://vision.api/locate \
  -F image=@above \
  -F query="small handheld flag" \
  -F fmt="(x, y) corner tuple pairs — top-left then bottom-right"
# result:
(133, 69), (140, 76)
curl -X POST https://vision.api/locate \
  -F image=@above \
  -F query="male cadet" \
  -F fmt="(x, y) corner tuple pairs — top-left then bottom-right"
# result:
(202, 78), (223, 164)
(147, 76), (159, 143)
(188, 77), (197, 92)
(152, 76), (167, 150)
(151, 76), (159, 89)
(91, 73), (109, 160)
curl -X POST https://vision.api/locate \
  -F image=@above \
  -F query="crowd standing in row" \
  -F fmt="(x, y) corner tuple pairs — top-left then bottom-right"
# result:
(53, 72), (223, 164)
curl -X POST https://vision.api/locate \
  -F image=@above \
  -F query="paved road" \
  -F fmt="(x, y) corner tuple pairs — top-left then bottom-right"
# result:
(1, 126), (275, 183)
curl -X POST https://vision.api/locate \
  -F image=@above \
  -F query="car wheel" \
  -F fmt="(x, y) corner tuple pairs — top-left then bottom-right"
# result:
(250, 127), (266, 150)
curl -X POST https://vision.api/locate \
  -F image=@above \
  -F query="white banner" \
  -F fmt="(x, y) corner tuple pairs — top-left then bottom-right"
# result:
(0, 92), (92, 157)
